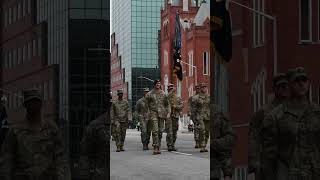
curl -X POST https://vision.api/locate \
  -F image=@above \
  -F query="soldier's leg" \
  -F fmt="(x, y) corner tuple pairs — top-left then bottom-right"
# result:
(120, 122), (127, 147)
(204, 120), (210, 151)
(151, 116), (159, 148)
(193, 120), (200, 148)
(165, 118), (173, 150)
(172, 118), (179, 146)
(198, 119), (206, 152)
(140, 118), (147, 145)
(146, 120), (153, 145)
(158, 118), (165, 150)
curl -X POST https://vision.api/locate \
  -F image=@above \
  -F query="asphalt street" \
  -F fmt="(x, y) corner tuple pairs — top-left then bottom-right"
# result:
(110, 129), (210, 180)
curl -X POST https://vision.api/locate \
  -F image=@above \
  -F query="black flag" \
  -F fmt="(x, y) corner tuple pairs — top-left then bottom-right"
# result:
(212, 0), (232, 62)
(173, 11), (183, 81)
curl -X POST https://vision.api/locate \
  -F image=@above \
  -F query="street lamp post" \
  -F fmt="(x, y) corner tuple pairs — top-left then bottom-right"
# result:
(229, 0), (278, 75)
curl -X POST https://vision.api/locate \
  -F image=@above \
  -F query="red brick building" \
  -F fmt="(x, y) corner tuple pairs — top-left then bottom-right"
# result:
(111, 33), (128, 100)
(1, 0), (59, 124)
(160, 0), (210, 119)
(216, 0), (320, 178)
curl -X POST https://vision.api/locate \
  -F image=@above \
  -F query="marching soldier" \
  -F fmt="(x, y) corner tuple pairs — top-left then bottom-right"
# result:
(261, 67), (320, 180)
(248, 73), (290, 179)
(166, 83), (183, 151)
(135, 88), (153, 150)
(188, 84), (201, 148)
(0, 88), (71, 180)
(111, 89), (130, 152)
(145, 80), (171, 155)
(193, 83), (210, 152)
(211, 104), (236, 180)
(81, 112), (109, 180)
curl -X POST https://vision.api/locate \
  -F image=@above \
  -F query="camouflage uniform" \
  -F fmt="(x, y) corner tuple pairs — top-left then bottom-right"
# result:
(145, 85), (170, 154)
(211, 104), (236, 179)
(188, 85), (200, 148)
(135, 88), (152, 149)
(81, 112), (109, 180)
(248, 73), (289, 179)
(111, 90), (130, 151)
(261, 68), (320, 180)
(193, 84), (210, 151)
(166, 84), (183, 150)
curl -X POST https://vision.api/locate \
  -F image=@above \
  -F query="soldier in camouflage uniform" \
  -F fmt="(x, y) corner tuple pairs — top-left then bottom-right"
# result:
(211, 104), (236, 180)
(0, 88), (71, 180)
(111, 89), (130, 152)
(248, 73), (290, 179)
(81, 112), (110, 180)
(188, 84), (201, 148)
(145, 80), (171, 155)
(261, 67), (320, 180)
(166, 83), (183, 151)
(193, 83), (210, 152)
(135, 88), (153, 150)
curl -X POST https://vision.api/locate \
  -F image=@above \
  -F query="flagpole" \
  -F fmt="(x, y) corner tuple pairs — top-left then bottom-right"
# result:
(180, 61), (197, 85)
(229, 0), (278, 75)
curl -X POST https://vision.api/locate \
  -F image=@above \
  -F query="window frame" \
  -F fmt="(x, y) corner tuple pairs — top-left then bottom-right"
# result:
(253, 0), (265, 47)
(203, 51), (209, 75)
(299, 0), (312, 42)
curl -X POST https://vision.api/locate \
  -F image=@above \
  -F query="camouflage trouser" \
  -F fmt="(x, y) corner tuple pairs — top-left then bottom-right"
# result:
(151, 115), (165, 148)
(111, 124), (116, 141)
(166, 117), (179, 147)
(115, 122), (127, 146)
(198, 119), (210, 148)
(140, 117), (153, 145)
(192, 118), (199, 142)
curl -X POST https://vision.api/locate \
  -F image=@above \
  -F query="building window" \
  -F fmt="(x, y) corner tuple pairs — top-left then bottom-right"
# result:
(13, 5), (17, 23)
(253, 0), (265, 47)
(234, 167), (248, 180)
(203, 51), (209, 75)
(22, 45), (27, 63)
(13, 49), (18, 67)
(8, 7), (12, 25)
(18, 47), (22, 64)
(188, 51), (193, 76)
(28, 41), (32, 60)
(32, 39), (37, 56)
(4, 10), (8, 27)
(38, 37), (42, 56)
(18, 3), (22, 20)
(27, 0), (31, 14)
(22, 0), (26, 17)
(164, 50), (168, 66)
(299, 0), (312, 42)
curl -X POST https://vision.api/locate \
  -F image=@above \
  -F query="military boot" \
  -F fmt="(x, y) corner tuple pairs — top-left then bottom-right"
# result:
(171, 146), (177, 151)
(143, 144), (148, 150)
(153, 146), (159, 155)
(167, 146), (173, 151)
(195, 141), (200, 148)
(116, 145), (121, 152)
(120, 145), (125, 151)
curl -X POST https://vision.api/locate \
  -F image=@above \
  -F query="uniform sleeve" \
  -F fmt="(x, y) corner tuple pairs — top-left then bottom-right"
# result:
(0, 128), (16, 180)
(212, 111), (236, 177)
(261, 113), (278, 180)
(177, 97), (184, 112)
(248, 110), (264, 173)
(53, 129), (71, 180)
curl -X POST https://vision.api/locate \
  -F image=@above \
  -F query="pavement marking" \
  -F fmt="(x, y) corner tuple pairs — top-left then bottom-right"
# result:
(161, 150), (193, 156)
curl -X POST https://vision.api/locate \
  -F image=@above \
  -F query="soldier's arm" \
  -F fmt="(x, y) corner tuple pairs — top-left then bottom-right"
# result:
(261, 113), (278, 180)
(53, 129), (71, 180)
(248, 110), (264, 174)
(0, 128), (16, 180)
(177, 97), (184, 112)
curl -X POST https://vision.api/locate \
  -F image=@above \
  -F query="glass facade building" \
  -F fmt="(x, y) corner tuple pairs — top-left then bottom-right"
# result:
(112, 0), (162, 107)
(36, 0), (110, 174)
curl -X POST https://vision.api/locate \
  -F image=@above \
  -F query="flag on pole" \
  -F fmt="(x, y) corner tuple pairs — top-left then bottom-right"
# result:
(211, 0), (232, 62)
(173, 11), (183, 81)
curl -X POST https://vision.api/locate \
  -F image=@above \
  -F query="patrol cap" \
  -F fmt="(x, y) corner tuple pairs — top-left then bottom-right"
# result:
(287, 67), (308, 82)
(143, 88), (150, 92)
(117, 89), (124, 94)
(199, 83), (207, 88)
(272, 73), (289, 86)
(23, 88), (42, 104)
